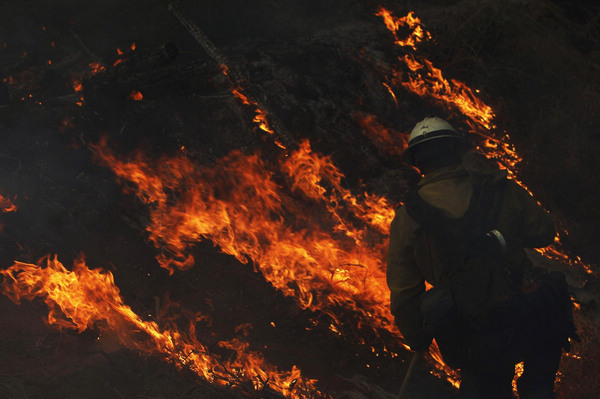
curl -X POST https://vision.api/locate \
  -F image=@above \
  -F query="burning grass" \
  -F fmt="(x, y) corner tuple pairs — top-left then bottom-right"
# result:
(1, 1), (599, 398)
(0, 256), (322, 398)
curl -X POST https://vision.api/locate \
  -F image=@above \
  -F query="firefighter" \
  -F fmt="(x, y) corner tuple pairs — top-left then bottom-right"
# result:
(387, 117), (576, 398)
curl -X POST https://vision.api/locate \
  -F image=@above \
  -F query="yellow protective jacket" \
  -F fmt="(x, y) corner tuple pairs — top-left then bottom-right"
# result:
(386, 165), (556, 349)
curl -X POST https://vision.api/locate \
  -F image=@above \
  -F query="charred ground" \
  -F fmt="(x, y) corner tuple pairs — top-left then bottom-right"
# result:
(1, 0), (599, 398)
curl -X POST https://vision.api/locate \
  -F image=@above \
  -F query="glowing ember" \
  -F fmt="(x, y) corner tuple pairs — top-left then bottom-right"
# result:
(0, 256), (319, 398)
(0, 194), (17, 213)
(128, 90), (143, 101)
(72, 79), (83, 92)
(231, 89), (275, 135)
(89, 62), (106, 75)
(382, 82), (398, 106)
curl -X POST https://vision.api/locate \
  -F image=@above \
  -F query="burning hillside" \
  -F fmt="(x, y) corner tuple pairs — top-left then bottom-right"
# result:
(1, 0), (599, 398)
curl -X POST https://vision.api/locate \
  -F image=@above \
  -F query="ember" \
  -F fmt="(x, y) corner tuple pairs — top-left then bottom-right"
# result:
(0, 194), (17, 213)
(128, 89), (143, 101)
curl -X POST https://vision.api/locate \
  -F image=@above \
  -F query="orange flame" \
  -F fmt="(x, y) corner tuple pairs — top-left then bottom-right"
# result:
(0, 256), (319, 397)
(232, 89), (275, 135)
(400, 54), (495, 131)
(72, 79), (83, 92)
(0, 194), (17, 213)
(89, 62), (106, 75)
(374, 8), (432, 50)
(128, 90), (143, 101)
(90, 137), (397, 339)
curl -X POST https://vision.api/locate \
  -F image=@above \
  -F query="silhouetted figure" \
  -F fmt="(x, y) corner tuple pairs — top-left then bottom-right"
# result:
(387, 117), (578, 398)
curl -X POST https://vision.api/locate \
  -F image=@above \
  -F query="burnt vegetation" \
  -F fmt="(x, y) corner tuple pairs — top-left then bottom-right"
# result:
(0, 0), (599, 398)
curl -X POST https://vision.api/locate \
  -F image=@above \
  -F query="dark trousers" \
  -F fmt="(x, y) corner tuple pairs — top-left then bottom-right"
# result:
(456, 280), (565, 399)
(458, 343), (562, 399)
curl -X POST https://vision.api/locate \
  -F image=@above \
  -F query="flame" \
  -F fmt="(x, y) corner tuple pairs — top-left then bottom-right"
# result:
(91, 137), (397, 340)
(89, 62), (106, 75)
(355, 112), (407, 156)
(382, 82), (398, 106)
(536, 235), (593, 274)
(0, 256), (319, 397)
(0, 194), (17, 213)
(374, 8), (432, 50)
(128, 90), (143, 101)
(401, 54), (495, 131)
(72, 79), (83, 92)
(231, 89), (275, 135)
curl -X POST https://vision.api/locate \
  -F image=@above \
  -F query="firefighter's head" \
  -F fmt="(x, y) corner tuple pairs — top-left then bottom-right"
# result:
(404, 117), (469, 174)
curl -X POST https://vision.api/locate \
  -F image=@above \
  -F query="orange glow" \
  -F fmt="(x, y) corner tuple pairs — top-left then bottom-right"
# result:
(128, 90), (143, 101)
(131, 42), (136, 51)
(354, 112), (407, 156)
(72, 79), (83, 92)
(0, 194), (17, 213)
(113, 58), (124, 67)
(253, 111), (274, 134)
(400, 54), (495, 131)
(232, 88), (250, 105)
(382, 82), (398, 106)
(374, 8), (431, 50)
(220, 64), (229, 76)
(0, 256), (318, 397)
(232, 89), (276, 135)
(89, 62), (106, 75)
(91, 137), (397, 339)
(536, 235), (593, 275)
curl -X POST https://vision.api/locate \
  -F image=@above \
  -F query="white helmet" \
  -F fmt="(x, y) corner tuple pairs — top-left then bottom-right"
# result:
(404, 117), (467, 164)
